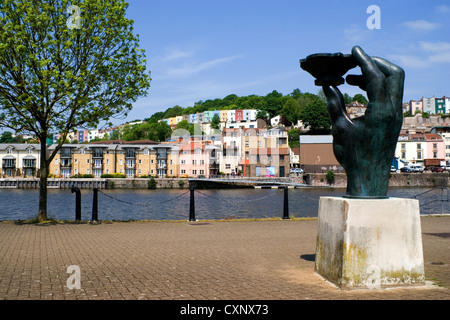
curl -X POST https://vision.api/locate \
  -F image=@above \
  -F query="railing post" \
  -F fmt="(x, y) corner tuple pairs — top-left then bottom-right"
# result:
(92, 188), (98, 223)
(189, 186), (196, 221)
(283, 186), (290, 220)
(71, 187), (81, 221)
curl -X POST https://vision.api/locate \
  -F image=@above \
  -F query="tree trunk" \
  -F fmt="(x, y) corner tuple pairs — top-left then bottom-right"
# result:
(37, 135), (48, 222)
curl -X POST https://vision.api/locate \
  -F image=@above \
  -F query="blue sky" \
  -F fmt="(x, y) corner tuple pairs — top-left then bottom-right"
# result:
(122, 0), (450, 122)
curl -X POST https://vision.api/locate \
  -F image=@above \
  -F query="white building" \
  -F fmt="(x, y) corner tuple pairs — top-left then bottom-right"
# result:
(0, 144), (41, 177)
(445, 97), (450, 114)
(395, 133), (445, 167)
(422, 97), (436, 114)
(220, 128), (242, 175)
(270, 115), (281, 127)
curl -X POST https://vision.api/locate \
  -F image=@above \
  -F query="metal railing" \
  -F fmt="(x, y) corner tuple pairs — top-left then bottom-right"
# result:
(414, 187), (450, 215)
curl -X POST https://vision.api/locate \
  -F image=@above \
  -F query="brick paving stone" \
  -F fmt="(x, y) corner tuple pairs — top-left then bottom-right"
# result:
(0, 217), (449, 301)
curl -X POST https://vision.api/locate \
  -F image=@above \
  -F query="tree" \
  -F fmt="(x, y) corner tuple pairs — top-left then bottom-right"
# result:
(210, 114), (220, 130)
(0, 0), (151, 221)
(281, 97), (302, 125)
(0, 131), (15, 143)
(299, 96), (331, 134)
(288, 129), (301, 148)
(352, 94), (368, 105)
(174, 119), (194, 135)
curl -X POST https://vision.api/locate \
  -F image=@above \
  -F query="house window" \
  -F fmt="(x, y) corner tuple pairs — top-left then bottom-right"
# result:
(225, 164), (231, 169)
(192, 170), (197, 175)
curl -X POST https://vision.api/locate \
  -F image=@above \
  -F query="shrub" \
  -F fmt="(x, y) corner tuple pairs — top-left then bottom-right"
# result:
(326, 170), (335, 185)
(147, 177), (157, 189)
(101, 173), (126, 178)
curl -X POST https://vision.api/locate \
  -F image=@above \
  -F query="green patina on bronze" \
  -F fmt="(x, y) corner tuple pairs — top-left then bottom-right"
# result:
(301, 46), (405, 199)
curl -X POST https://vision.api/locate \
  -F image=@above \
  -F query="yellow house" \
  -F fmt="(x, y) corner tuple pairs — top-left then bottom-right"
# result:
(220, 110), (228, 123)
(49, 142), (178, 178)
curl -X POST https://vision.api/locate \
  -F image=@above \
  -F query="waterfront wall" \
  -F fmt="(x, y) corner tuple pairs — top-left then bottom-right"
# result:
(0, 178), (190, 189)
(305, 172), (450, 188)
(1, 173), (449, 189)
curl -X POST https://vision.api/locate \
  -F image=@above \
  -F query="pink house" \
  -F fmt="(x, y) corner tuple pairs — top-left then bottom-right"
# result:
(177, 140), (221, 177)
(424, 133), (445, 167)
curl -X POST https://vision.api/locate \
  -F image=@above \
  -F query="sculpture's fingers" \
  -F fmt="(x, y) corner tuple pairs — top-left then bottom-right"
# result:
(346, 74), (366, 91)
(322, 85), (352, 128)
(372, 57), (405, 103)
(351, 46), (385, 101)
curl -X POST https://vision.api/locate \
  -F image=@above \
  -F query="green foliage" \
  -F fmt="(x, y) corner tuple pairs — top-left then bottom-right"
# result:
(326, 170), (335, 185)
(288, 129), (301, 148)
(0, 131), (27, 143)
(101, 173), (126, 178)
(122, 121), (172, 142)
(352, 94), (368, 105)
(0, 0), (151, 136)
(299, 95), (331, 134)
(0, 0), (151, 219)
(147, 177), (157, 189)
(210, 114), (220, 129)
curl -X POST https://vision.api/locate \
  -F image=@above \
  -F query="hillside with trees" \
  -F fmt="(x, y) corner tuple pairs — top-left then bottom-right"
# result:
(114, 89), (366, 142)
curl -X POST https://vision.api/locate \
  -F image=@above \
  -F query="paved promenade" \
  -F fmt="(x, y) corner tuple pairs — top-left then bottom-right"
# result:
(0, 216), (449, 301)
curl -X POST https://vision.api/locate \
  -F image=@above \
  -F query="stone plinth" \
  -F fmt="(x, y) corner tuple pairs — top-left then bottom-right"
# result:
(315, 197), (425, 289)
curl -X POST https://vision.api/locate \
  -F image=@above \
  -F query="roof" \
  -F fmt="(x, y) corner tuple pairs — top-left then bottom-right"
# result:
(0, 144), (41, 151)
(299, 135), (333, 144)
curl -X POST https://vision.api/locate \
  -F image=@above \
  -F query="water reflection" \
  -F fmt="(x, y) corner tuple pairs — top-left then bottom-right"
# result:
(0, 187), (448, 221)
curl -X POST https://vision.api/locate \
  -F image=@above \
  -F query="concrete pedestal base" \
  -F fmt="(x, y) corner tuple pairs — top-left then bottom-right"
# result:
(315, 197), (425, 289)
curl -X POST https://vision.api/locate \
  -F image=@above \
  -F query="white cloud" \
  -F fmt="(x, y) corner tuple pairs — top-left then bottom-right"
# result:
(388, 41), (450, 69)
(159, 48), (195, 63)
(401, 20), (441, 31)
(435, 5), (450, 13)
(344, 24), (371, 42)
(419, 41), (450, 63)
(387, 54), (430, 69)
(160, 54), (243, 79)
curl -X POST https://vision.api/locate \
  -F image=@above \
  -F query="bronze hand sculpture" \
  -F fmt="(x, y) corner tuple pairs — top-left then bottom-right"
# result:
(301, 46), (405, 198)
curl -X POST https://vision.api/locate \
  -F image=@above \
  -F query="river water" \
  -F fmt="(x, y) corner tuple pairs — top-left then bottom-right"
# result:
(0, 187), (448, 221)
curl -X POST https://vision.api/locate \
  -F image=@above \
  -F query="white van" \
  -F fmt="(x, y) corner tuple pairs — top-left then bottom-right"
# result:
(410, 164), (424, 173)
